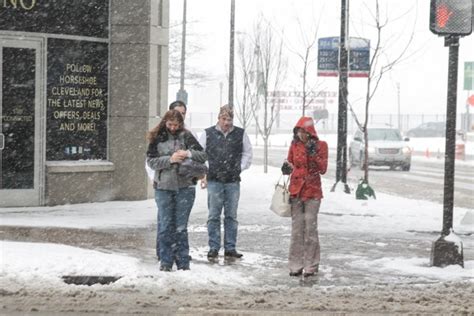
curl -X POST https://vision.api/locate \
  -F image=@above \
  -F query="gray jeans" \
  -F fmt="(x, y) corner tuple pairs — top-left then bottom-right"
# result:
(288, 198), (321, 274)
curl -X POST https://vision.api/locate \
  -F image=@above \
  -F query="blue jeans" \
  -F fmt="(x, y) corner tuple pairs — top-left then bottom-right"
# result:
(155, 187), (195, 269)
(207, 181), (240, 251)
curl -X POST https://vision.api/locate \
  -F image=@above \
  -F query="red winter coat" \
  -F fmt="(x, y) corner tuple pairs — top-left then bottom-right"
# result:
(287, 117), (328, 201)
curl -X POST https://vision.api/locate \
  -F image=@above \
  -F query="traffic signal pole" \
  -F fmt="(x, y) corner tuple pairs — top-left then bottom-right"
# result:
(428, 0), (472, 268)
(442, 36), (458, 236)
(430, 35), (464, 268)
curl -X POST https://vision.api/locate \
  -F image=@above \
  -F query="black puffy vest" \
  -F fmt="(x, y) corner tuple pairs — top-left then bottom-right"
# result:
(205, 126), (244, 183)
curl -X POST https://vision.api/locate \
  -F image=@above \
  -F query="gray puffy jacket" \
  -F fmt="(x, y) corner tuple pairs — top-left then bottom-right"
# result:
(146, 130), (207, 191)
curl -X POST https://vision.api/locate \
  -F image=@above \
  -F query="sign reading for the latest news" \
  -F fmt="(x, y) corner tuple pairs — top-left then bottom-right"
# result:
(46, 39), (109, 161)
(317, 37), (370, 78)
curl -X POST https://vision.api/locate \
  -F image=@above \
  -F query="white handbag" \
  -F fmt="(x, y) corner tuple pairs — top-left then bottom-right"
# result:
(270, 175), (291, 217)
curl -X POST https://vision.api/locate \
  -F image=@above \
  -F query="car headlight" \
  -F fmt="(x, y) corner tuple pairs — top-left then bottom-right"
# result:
(402, 146), (411, 155)
(368, 147), (376, 154)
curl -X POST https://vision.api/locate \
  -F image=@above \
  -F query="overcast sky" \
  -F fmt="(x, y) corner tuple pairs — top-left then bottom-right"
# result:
(168, 0), (474, 116)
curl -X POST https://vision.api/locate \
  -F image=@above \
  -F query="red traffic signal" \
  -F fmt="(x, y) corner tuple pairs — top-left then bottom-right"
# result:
(430, 0), (473, 35)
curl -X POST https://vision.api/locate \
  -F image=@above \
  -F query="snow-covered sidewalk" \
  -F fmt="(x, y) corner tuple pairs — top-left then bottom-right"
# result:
(1, 165), (473, 314)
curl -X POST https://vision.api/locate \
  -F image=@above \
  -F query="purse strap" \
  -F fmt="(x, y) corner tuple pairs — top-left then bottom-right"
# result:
(277, 174), (289, 189)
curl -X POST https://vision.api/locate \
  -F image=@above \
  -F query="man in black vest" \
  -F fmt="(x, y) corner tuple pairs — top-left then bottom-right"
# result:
(199, 105), (253, 260)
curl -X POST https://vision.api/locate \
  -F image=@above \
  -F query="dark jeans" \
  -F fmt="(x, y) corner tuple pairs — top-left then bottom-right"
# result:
(207, 181), (240, 252)
(155, 186), (195, 269)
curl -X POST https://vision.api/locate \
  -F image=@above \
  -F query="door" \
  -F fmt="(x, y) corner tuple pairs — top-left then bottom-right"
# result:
(0, 39), (43, 206)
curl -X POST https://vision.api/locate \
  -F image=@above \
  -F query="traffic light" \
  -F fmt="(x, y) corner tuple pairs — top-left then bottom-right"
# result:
(430, 0), (473, 36)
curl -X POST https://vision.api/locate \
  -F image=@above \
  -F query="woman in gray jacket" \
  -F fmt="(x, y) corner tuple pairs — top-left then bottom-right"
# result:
(146, 110), (207, 271)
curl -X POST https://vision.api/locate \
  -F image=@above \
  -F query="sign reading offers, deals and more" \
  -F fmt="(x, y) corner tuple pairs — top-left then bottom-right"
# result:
(46, 39), (109, 161)
(317, 37), (370, 78)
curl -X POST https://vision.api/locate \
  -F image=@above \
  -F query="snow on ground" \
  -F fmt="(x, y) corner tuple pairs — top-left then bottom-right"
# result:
(1, 165), (472, 286)
(1, 163), (473, 313)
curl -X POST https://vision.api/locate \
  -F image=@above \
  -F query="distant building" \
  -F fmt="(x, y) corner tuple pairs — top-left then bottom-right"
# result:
(0, 0), (169, 206)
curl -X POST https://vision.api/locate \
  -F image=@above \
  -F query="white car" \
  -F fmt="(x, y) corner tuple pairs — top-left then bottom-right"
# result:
(349, 126), (412, 171)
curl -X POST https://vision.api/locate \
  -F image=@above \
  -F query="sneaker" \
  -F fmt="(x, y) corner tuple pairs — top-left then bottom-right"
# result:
(303, 272), (315, 277)
(289, 271), (302, 277)
(160, 265), (172, 272)
(207, 249), (219, 259)
(224, 250), (243, 258)
(177, 266), (190, 271)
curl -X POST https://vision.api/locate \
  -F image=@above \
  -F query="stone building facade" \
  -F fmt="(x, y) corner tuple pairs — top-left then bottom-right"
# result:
(0, 0), (169, 206)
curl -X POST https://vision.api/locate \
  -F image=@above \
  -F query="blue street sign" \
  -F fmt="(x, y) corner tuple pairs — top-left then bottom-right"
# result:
(349, 37), (370, 77)
(317, 37), (370, 78)
(317, 37), (339, 77)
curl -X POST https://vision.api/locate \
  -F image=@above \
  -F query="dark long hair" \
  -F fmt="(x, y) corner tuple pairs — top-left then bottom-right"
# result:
(169, 100), (187, 111)
(147, 110), (184, 143)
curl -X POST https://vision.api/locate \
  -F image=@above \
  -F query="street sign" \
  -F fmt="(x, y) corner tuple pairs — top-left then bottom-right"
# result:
(317, 37), (370, 78)
(176, 89), (188, 105)
(317, 37), (339, 77)
(348, 38), (370, 78)
(464, 62), (474, 91)
(313, 109), (329, 122)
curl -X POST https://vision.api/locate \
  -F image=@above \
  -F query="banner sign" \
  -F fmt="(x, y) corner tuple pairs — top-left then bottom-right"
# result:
(0, 0), (109, 38)
(267, 90), (337, 111)
(318, 37), (370, 78)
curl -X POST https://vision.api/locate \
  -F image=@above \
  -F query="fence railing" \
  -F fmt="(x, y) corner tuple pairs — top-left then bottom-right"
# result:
(185, 112), (474, 134)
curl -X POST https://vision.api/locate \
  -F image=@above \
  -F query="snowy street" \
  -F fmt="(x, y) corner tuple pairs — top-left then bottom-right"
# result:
(1, 164), (473, 314)
(253, 145), (474, 209)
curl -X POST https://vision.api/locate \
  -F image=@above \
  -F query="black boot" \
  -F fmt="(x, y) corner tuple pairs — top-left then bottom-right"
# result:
(207, 249), (219, 260)
(224, 250), (243, 258)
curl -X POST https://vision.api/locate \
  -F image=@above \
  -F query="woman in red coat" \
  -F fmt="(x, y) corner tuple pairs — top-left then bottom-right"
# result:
(282, 117), (328, 277)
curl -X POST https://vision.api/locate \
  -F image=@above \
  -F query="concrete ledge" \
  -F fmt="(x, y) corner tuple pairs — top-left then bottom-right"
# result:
(46, 161), (115, 173)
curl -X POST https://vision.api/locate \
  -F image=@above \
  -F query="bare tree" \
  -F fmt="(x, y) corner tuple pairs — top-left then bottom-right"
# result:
(234, 36), (256, 130)
(251, 19), (288, 173)
(283, 10), (323, 116)
(168, 21), (212, 86)
(353, 0), (416, 184)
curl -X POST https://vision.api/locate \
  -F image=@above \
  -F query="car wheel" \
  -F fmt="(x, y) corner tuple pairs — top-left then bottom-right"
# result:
(402, 164), (411, 171)
(389, 164), (396, 171)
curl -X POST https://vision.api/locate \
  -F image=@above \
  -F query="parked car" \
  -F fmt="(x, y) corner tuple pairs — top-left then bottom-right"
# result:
(406, 122), (445, 137)
(349, 126), (412, 171)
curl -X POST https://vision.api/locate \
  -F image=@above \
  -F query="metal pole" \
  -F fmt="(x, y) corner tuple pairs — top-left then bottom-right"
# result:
(228, 0), (235, 108)
(332, 0), (350, 193)
(430, 35), (464, 268)
(176, 0), (188, 104)
(441, 36), (458, 236)
(180, 0), (186, 92)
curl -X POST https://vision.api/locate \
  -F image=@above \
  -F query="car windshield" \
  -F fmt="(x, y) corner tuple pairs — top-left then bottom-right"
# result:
(368, 128), (402, 141)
